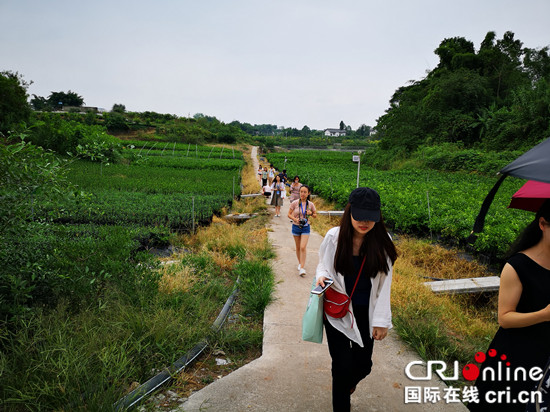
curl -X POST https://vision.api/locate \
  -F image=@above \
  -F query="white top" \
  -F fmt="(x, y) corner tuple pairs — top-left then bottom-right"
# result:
(315, 226), (393, 347)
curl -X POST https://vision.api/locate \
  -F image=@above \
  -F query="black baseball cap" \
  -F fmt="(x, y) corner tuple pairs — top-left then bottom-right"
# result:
(349, 187), (381, 222)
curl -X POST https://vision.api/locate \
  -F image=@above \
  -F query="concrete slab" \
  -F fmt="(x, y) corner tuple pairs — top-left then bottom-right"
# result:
(424, 276), (500, 294)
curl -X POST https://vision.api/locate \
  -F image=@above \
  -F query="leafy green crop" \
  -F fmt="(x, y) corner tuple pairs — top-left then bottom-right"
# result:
(268, 150), (532, 257)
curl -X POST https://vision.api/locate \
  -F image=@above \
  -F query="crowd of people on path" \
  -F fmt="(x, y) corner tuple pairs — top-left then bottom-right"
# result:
(257, 157), (550, 412)
(258, 163), (317, 276)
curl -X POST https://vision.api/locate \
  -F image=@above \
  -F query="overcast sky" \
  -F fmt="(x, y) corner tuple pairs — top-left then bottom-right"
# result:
(1, 0), (549, 130)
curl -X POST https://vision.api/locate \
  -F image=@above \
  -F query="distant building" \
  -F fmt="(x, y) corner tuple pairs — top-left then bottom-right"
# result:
(324, 128), (346, 137)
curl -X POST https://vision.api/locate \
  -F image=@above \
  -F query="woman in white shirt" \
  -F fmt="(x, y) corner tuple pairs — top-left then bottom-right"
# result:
(315, 187), (397, 412)
(268, 166), (275, 186)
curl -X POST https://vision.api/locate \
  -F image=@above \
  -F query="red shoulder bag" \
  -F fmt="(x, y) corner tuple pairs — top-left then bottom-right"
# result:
(324, 256), (366, 321)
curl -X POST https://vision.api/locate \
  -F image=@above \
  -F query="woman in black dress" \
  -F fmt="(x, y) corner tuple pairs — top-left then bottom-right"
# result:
(469, 199), (550, 411)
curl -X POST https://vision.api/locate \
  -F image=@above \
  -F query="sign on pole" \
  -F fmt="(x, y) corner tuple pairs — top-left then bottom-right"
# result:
(354, 152), (362, 188)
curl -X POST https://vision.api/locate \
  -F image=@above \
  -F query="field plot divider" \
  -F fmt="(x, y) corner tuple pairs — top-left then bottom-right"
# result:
(192, 196), (195, 234)
(427, 190), (433, 241)
(138, 143), (146, 156)
(146, 142), (157, 155)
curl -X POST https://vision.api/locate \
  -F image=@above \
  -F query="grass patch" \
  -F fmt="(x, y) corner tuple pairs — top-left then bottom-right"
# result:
(309, 196), (342, 237)
(1, 213), (274, 410)
(392, 235), (498, 373)
(0, 291), (212, 411)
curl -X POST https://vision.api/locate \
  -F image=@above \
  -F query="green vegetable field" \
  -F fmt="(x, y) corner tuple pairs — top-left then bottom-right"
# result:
(45, 147), (243, 230)
(268, 150), (532, 257)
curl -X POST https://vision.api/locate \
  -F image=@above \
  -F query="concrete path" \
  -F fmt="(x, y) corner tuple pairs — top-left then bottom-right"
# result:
(178, 147), (468, 412)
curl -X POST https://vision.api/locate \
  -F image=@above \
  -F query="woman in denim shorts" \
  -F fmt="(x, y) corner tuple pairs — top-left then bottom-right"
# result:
(288, 185), (317, 276)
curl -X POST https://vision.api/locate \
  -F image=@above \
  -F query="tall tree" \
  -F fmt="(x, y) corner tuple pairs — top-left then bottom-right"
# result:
(30, 94), (49, 111)
(0, 71), (31, 135)
(111, 103), (126, 113)
(433, 37), (476, 71)
(375, 31), (548, 152)
(356, 124), (371, 137)
(47, 90), (84, 109)
(523, 46), (550, 82)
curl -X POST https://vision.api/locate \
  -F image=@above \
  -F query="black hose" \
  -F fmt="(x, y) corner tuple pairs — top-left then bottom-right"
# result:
(113, 278), (241, 411)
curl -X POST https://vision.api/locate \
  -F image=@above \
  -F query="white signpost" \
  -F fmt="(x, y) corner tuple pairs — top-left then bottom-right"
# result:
(353, 152), (362, 188)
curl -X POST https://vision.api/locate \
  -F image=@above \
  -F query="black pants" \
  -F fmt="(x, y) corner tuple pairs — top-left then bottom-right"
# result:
(324, 305), (374, 412)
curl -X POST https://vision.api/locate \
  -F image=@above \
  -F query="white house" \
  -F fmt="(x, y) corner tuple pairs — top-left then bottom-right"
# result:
(324, 128), (347, 137)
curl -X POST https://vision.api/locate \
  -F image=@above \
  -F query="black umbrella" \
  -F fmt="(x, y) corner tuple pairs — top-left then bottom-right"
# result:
(469, 137), (550, 241)
(500, 137), (550, 184)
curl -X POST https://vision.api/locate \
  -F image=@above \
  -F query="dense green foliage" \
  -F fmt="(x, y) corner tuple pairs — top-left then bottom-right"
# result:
(26, 113), (123, 162)
(0, 71), (31, 135)
(0, 132), (252, 409)
(0, 139), (70, 231)
(268, 150), (532, 257)
(375, 31), (550, 157)
(1, 243), (272, 410)
(1, 136), (243, 321)
(30, 90), (84, 111)
(363, 141), (523, 173)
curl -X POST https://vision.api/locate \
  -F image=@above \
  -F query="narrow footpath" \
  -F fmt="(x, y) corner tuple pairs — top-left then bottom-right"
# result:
(178, 147), (468, 412)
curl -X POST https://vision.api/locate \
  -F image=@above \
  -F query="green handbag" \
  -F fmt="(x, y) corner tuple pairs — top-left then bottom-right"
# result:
(302, 280), (324, 344)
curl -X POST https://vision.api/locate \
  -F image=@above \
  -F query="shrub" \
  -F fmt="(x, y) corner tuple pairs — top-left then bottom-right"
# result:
(0, 223), (160, 322)
(28, 114), (122, 161)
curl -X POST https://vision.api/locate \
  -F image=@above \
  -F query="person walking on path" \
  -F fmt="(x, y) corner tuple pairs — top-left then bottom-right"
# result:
(316, 187), (397, 412)
(270, 174), (285, 217)
(268, 165), (275, 186)
(288, 185), (317, 276)
(257, 165), (263, 182)
(278, 169), (288, 185)
(261, 167), (268, 187)
(289, 175), (303, 202)
(469, 199), (550, 412)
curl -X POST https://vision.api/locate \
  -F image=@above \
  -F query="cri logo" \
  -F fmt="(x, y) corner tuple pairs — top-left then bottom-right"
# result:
(405, 349), (510, 381)
(462, 349), (509, 381)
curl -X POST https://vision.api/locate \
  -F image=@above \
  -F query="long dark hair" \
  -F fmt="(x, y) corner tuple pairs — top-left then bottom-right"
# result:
(298, 185), (311, 213)
(506, 199), (550, 258)
(334, 204), (397, 278)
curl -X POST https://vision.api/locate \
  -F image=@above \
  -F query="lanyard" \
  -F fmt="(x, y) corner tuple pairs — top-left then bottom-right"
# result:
(300, 201), (307, 218)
